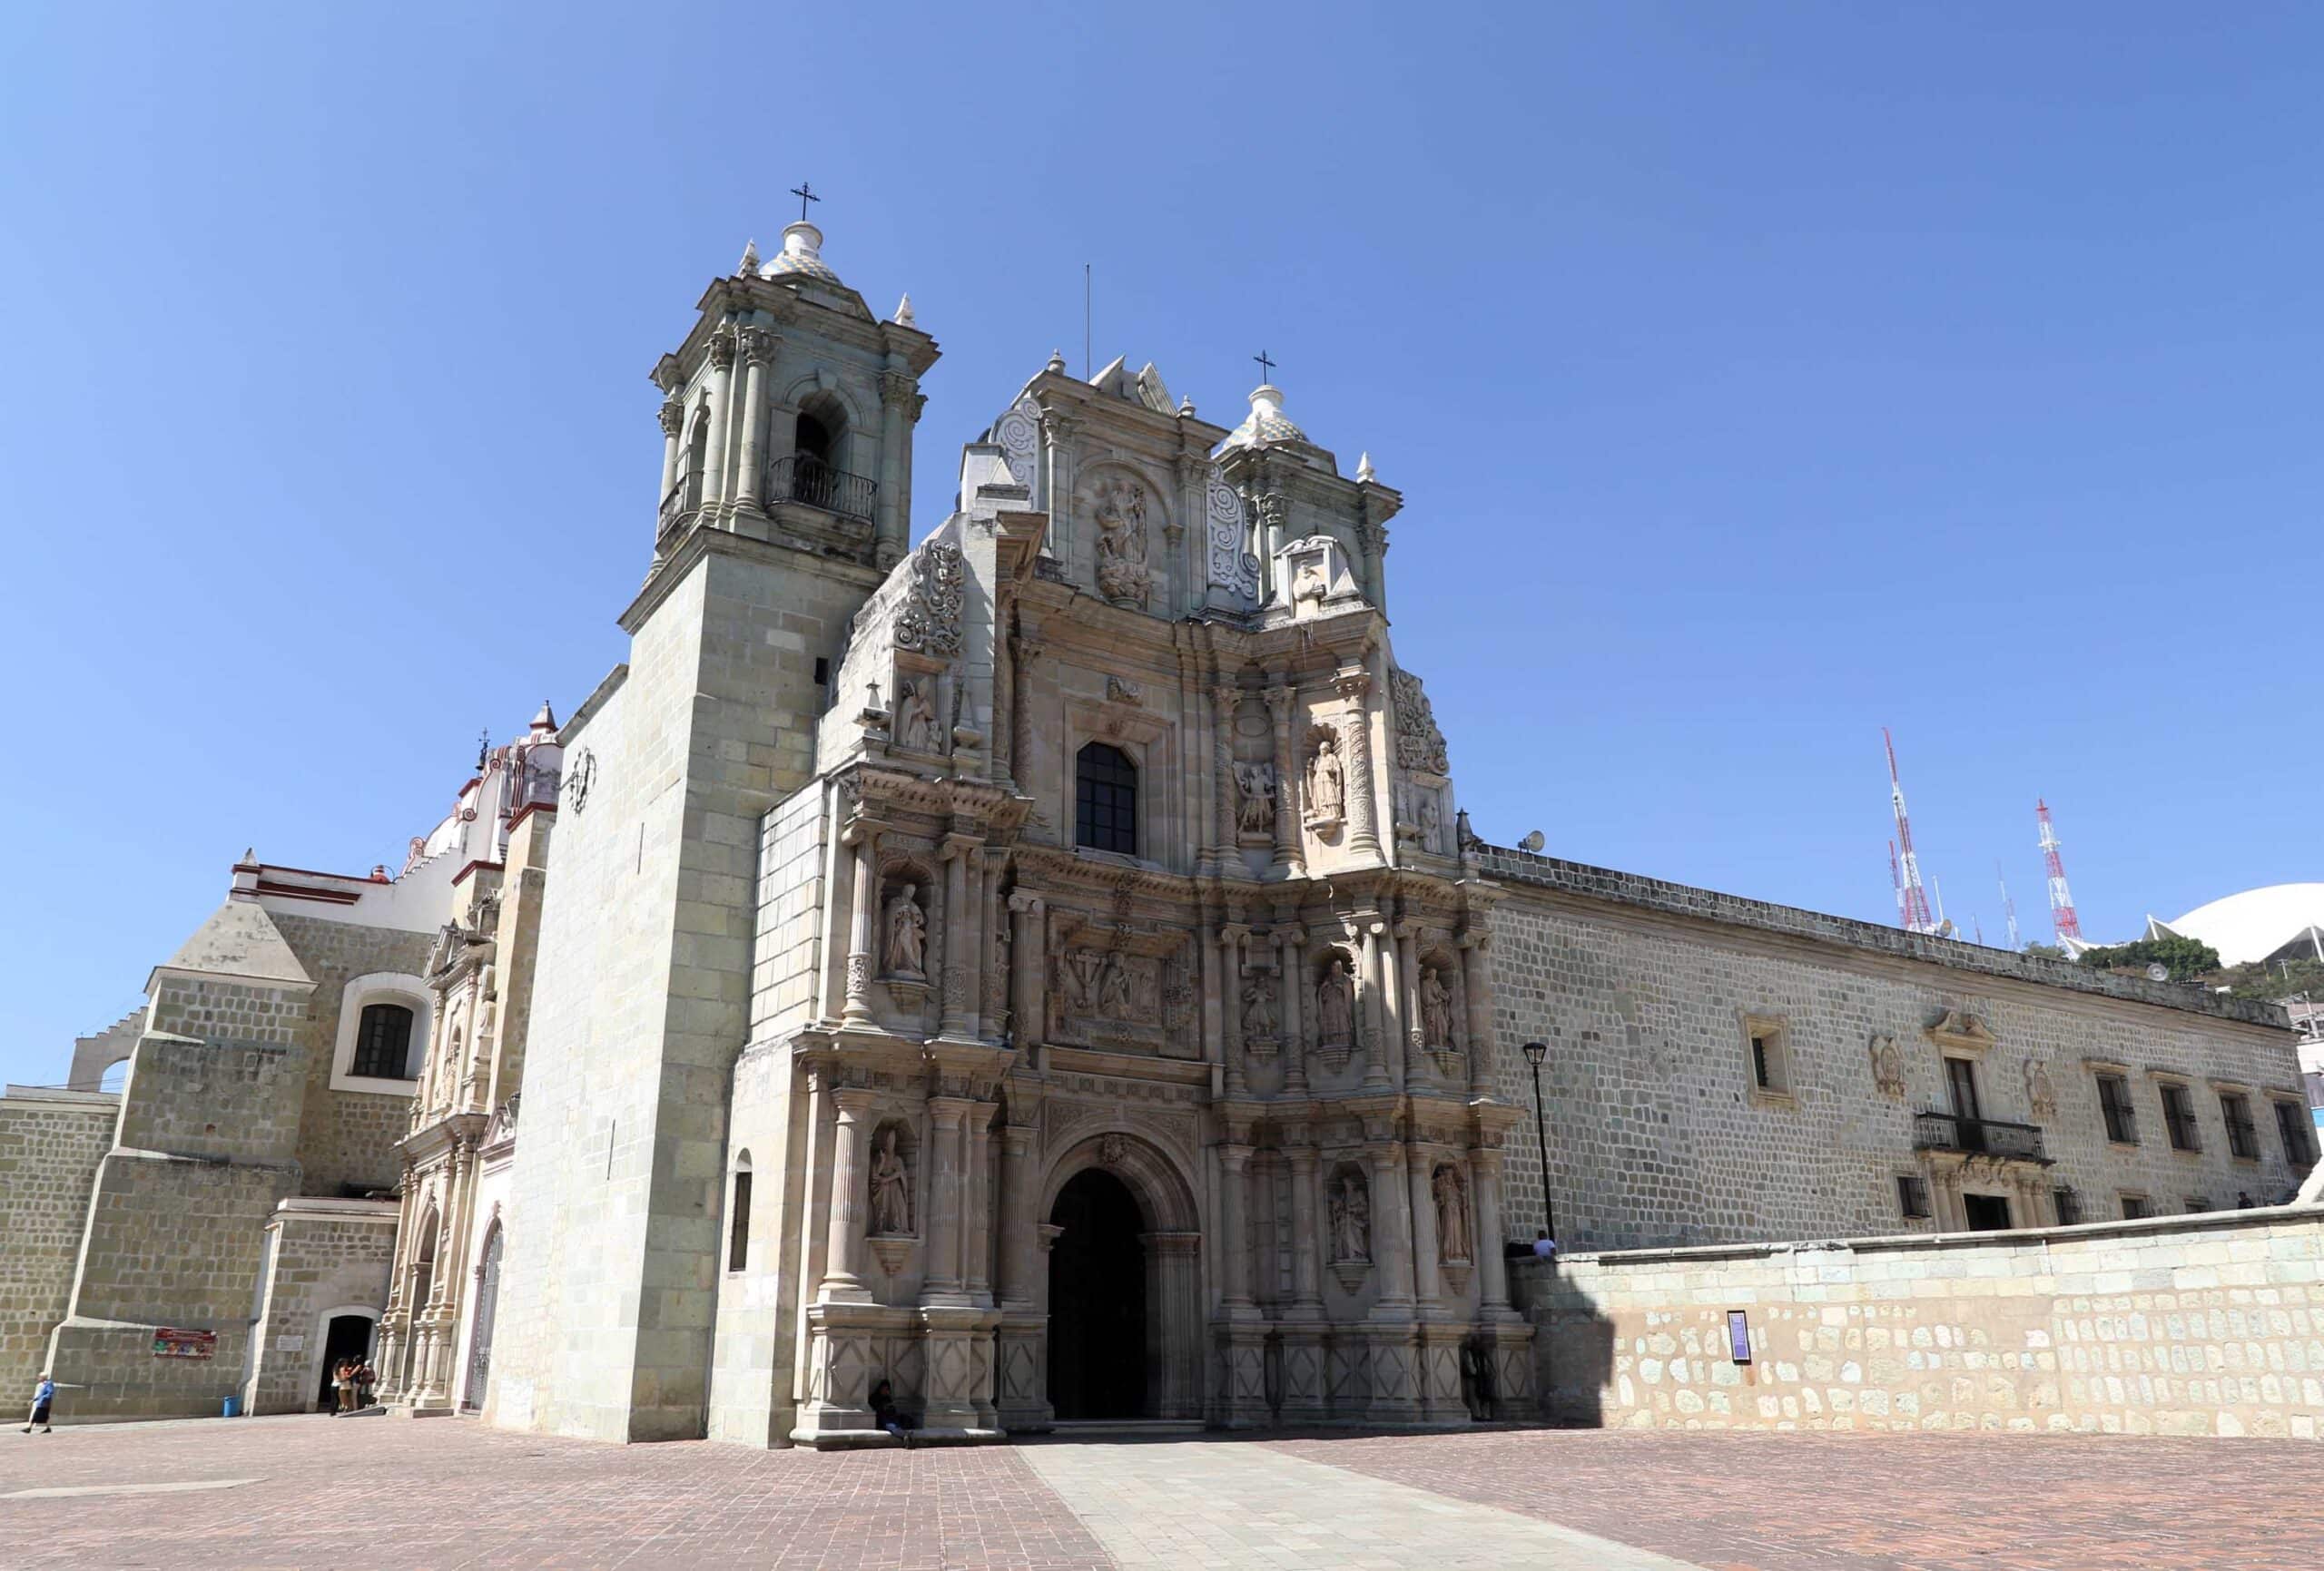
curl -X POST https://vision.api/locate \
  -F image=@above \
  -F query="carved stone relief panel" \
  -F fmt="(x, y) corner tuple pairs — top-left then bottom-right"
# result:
(1205, 465), (1261, 604)
(1043, 906), (1196, 1059)
(1080, 467), (1157, 609)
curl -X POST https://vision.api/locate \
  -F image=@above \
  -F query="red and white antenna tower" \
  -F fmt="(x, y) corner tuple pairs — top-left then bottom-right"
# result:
(2036, 798), (2083, 944)
(1889, 840), (1906, 927)
(1885, 729), (1937, 933)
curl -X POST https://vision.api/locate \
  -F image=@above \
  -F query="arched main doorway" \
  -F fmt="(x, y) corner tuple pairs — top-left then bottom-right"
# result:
(316, 1314), (374, 1411)
(1048, 1167), (1148, 1419)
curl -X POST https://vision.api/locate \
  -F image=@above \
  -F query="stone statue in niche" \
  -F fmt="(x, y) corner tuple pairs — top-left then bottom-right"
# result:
(1234, 762), (1276, 835)
(1418, 793), (1442, 850)
(894, 678), (940, 753)
(869, 1129), (912, 1235)
(883, 883), (927, 977)
(2024, 1057), (2058, 1122)
(1329, 1173), (1372, 1263)
(1419, 966), (1454, 1048)
(1433, 1165), (1472, 1262)
(1306, 735), (1345, 824)
(1241, 974), (1277, 1041)
(1091, 476), (1153, 605)
(1316, 957), (1356, 1046)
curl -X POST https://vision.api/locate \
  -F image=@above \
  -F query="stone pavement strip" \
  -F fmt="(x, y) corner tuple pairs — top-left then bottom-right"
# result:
(1021, 1437), (1709, 1570)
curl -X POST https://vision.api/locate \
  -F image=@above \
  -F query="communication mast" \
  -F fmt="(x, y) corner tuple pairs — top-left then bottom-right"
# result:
(2036, 798), (2083, 945)
(1885, 729), (1938, 933)
(1997, 862), (2023, 952)
(1889, 840), (1905, 927)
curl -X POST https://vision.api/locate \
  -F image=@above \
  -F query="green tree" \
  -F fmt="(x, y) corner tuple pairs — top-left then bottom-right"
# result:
(2023, 941), (2066, 960)
(2074, 936), (2222, 982)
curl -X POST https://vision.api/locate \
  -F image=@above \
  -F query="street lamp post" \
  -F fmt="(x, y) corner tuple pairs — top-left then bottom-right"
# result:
(1521, 1040), (1555, 1242)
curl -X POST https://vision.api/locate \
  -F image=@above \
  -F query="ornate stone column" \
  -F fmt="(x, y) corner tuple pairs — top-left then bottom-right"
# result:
(734, 328), (776, 509)
(923, 1096), (969, 1299)
(877, 370), (915, 568)
(701, 326), (736, 509)
(997, 1124), (1039, 1307)
(1407, 1146), (1442, 1315)
(1041, 409), (1078, 569)
(1286, 1142), (1324, 1315)
(940, 835), (980, 1038)
(1009, 638), (1044, 810)
(965, 1105), (994, 1304)
(1368, 1140), (1415, 1310)
(819, 1088), (876, 1301)
(1357, 917), (1391, 1089)
(1472, 1148), (1512, 1314)
(1334, 669), (1380, 859)
(1206, 682), (1239, 876)
(656, 397), (684, 508)
(1008, 892), (1045, 1063)
(842, 821), (881, 1027)
(1276, 927), (1308, 1094)
(1263, 685), (1303, 875)
(1219, 923), (1249, 1095)
(978, 851), (1008, 1041)
(1388, 918), (1417, 1089)
(1218, 1138), (1255, 1311)
(1356, 517), (1389, 612)
(1458, 928), (1495, 1097)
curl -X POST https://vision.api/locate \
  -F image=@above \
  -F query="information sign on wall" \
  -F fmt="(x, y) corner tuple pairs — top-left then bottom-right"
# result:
(152, 1327), (217, 1360)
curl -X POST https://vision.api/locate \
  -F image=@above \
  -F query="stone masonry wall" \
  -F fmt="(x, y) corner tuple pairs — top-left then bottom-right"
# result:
(749, 781), (828, 1040)
(272, 911), (432, 1198)
(243, 1203), (398, 1416)
(1523, 1204), (2324, 1438)
(0, 1095), (113, 1404)
(1480, 852), (2306, 1252)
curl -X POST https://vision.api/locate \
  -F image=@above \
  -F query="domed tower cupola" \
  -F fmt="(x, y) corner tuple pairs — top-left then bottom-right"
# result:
(759, 220), (842, 286)
(1222, 383), (1307, 449)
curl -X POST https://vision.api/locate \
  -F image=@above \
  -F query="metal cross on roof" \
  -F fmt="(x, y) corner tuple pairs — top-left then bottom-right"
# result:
(1253, 349), (1275, 382)
(790, 182), (821, 222)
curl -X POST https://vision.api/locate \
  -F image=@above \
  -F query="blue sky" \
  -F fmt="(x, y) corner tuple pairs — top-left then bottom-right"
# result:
(2, 3), (2317, 1086)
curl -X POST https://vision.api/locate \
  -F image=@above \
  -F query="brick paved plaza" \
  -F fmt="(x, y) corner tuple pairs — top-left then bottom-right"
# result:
(0, 1415), (2311, 1569)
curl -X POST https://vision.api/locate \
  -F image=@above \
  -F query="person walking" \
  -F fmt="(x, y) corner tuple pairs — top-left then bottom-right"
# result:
(356, 1360), (377, 1410)
(332, 1360), (357, 1415)
(23, 1372), (55, 1433)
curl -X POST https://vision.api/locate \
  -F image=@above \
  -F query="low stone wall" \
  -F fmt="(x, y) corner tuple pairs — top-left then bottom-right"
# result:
(1518, 1205), (2324, 1438)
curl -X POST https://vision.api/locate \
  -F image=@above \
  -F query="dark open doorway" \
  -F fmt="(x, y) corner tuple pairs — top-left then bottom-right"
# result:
(1963, 1193), (2014, 1232)
(317, 1314), (373, 1411)
(1047, 1167), (1148, 1420)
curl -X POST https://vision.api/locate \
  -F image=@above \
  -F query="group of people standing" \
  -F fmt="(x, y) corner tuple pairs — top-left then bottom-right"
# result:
(330, 1358), (377, 1415)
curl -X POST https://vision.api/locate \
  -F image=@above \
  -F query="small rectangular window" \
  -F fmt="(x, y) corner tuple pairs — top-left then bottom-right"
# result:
(2121, 1193), (2153, 1221)
(2160, 1083), (2201, 1153)
(1751, 1037), (1772, 1089)
(1742, 1016), (1790, 1101)
(727, 1170), (753, 1272)
(351, 1003), (415, 1079)
(812, 656), (830, 686)
(2053, 1186), (2083, 1226)
(2096, 1074), (2139, 1145)
(1726, 1310), (1752, 1364)
(2221, 1093), (2259, 1161)
(1896, 1175), (1932, 1220)
(2276, 1100), (2319, 1168)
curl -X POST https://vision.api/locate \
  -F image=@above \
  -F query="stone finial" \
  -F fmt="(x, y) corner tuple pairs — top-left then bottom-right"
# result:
(531, 700), (557, 732)
(1178, 394), (1196, 417)
(1046, 348), (1068, 375)
(737, 238), (761, 276)
(1356, 451), (1376, 483)
(892, 292), (916, 326)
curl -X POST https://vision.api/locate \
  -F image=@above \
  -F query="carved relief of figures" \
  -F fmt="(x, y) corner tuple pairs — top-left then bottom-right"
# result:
(1306, 734), (1345, 824)
(1091, 476), (1153, 605)
(1316, 957), (1356, 1046)
(1329, 1173), (1372, 1263)
(1234, 762), (1276, 836)
(1417, 793), (1443, 851)
(1433, 1164), (1472, 1262)
(1058, 949), (1099, 1014)
(894, 678), (940, 753)
(1867, 1033), (1905, 1098)
(2024, 1057), (2058, 1122)
(1098, 952), (1133, 1017)
(1419, 966), (1454, 1048)
(883, 883), (927, 977)
(1241, 974), (1277, 1041)
(868, 1129), (912, 1235)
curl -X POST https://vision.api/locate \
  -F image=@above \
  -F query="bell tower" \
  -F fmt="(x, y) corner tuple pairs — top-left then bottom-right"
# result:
(489, 218), (938, 1444)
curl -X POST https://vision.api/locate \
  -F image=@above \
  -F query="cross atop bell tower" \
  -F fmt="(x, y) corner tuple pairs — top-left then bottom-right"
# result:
(646, 215), (939, 576)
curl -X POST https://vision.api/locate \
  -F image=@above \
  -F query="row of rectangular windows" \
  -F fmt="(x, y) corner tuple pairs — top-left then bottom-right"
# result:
(1894, 1176), (2277, 1228)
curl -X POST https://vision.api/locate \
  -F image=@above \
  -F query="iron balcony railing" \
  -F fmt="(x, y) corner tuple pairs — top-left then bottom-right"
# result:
(658, 480), (698, 533)
(769, 455), (877, 521)
(1914, 1110), (2051, 1164)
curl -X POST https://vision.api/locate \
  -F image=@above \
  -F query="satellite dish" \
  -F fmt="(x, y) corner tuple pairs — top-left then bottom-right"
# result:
(1520, 830), (1545, 852)
(2146, 963), (2171, 982)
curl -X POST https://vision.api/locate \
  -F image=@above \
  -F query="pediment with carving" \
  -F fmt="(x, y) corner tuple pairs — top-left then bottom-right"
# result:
(1925, 1007), (1996, 1057)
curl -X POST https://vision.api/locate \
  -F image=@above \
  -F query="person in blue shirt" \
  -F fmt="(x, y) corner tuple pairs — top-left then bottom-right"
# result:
(23, 1373), (55, 1433)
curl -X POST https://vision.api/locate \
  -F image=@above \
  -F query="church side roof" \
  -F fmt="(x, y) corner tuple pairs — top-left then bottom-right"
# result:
(151, 898), (312, 989)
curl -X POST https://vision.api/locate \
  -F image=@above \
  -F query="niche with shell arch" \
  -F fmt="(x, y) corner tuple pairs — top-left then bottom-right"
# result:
(1301, 722), (1347, 837)
(1324, 1161), (1374, 1292)
(865, 1117), (920, 1240)
(1413, 942), (1466, 1080)
(875, 854), (935, 980)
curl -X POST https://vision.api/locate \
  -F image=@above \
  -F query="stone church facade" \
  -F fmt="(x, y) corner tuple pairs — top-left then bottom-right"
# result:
(1, 220), (2308, 1437)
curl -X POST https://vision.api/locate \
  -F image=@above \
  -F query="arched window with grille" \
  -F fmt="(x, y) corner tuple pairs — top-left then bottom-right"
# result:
(1075, 742), (1137, 856)
(350, 1003), (415, 1079)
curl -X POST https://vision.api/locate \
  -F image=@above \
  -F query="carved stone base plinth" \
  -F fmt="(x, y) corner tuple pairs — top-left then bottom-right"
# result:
(1209, 1322), (1272, 1429)
(1438, 1260), (1473, 1296)
(1475, 1320), (1539, 1422)
(916, 1305), (1002, 1438)
(993, 1314), (1051, 1434)
(1328, 1259), (1372, 1294)
(1312, 1043), (1354, 1075)
(867, 1235), (918, 1280)
(1275, 1330), (1329, 1425)
(1362, 1325), (1424, 1427)
(791, 1301), (905, 1448)
(1413, 1324), (1472, 1425)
